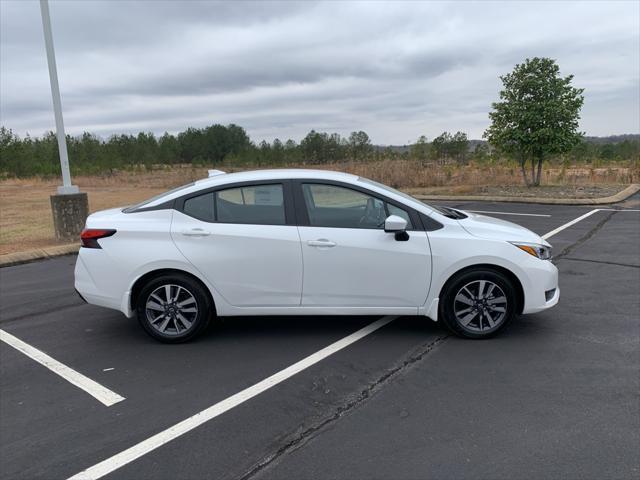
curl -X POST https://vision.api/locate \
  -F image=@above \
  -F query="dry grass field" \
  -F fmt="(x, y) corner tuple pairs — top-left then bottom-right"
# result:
(0, 161), (636, 255)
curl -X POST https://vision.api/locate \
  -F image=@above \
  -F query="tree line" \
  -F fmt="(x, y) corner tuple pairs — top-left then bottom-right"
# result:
(1, 57), (639, 183)
(0, 124), (637, 178)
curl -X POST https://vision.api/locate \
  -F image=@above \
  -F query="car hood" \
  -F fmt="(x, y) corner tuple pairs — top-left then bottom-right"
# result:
(456, 211), (549, 246)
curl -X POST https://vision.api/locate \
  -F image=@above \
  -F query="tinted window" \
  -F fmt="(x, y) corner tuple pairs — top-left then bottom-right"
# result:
(216, 184), (285, 225)
(387, 203), (412, 226)
(302, 183), (412, 229)
(183, 192), (215, 221)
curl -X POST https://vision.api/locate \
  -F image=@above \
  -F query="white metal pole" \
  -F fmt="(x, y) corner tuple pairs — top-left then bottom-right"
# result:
(39, 0), (78, 194)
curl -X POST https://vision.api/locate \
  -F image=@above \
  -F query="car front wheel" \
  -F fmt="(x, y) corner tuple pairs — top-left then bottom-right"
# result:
(440, 269), (517, 339)
(136, 274), (212, 343)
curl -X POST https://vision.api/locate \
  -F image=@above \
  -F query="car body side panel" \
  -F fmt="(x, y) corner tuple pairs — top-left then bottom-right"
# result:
(170, 211), (303, 308)
(76, 209), (186, 314)
(297, 227), (430, 308)
(420, 222), (559, 320)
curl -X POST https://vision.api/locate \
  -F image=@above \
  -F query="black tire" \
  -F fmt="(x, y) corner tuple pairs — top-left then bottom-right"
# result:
(136, 274), (213, 343)
(439, 268), (517, 339)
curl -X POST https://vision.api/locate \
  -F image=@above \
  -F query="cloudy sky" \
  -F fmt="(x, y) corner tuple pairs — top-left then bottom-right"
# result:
(1, 1), (638, 144)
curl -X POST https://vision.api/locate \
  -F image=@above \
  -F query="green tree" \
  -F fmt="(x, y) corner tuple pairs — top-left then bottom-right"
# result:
(484, 57), (584, 186)
(347, 131), (372, 160)
(300, 130), (326, 163)
(472, 142), (491, 162)
(410, 135), (429, 160)
(431, 131), (452, 163)
(158, 132), (180, 165)
(450, 131), (469, 164)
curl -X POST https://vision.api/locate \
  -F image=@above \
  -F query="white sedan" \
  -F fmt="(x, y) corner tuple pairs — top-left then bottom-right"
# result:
(75, 169), (559, 342)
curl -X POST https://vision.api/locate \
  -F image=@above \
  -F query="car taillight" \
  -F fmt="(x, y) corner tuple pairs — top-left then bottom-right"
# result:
(80, 228), (116, 249)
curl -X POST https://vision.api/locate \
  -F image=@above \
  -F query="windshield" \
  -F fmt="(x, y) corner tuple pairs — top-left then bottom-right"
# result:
(357, 177), (466, 219)
(357, 177), (427, 207)
(123, 182), (195, 213)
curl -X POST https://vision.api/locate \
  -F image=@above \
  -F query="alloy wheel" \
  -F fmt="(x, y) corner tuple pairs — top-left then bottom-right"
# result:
(453, 280), (508, 333)
(145, 284), (199, 336)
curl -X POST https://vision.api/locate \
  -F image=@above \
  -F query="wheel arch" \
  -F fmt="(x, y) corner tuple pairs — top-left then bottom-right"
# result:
(130, 268), (216, 315)
(439, 263), (525, 315)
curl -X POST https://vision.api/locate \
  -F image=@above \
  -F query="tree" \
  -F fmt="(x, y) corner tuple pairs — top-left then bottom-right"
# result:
(473, 142), (491, 162)
(431, 131), (452, 163)
(300, 130), (327, 163)
(158, 132), (180, 165)
(347, 131), (372, 160)
(450, 131), (469, 164)
(410, 135), (429, 160)
(484, 57), (584, 186)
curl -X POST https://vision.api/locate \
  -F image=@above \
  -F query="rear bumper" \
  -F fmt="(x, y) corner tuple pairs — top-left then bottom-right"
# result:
(74, 251), (130, 315)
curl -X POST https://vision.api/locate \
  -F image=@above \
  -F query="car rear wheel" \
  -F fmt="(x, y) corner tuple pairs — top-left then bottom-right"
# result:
(136, 274), (212, 343)
(440, 269), (517, 339)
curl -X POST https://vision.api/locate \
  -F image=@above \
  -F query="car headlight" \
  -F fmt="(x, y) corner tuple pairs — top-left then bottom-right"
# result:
(509, 242), (552, 260)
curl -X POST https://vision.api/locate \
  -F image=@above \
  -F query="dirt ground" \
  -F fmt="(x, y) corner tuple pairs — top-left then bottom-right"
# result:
(0, 168), (631, 255)
(0, 182), (165, 255)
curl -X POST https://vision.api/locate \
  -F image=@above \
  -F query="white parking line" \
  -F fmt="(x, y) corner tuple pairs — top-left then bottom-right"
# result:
(542, 209), (601, 240)
(467, 210), (552, 217)
(68, 315), (397, 480)
(0, 329), (125, 407)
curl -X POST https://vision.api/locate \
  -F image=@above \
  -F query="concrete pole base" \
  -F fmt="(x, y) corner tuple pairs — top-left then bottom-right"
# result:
(50, 192), (89, 241)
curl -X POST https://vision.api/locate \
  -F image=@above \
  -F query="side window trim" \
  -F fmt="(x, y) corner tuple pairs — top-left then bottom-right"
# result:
(292, 179), (422, 231)
(176, 180), (296, 226)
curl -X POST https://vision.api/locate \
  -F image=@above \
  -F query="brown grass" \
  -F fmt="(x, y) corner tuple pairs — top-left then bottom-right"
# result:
(318, 159), (639, 188)
(0, 160), (637, 255)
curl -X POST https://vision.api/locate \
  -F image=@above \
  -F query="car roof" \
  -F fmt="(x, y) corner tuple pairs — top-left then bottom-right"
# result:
(128, 168), (438, 216)
(195, 168), (358, 186)
(134, 169), (359, 209)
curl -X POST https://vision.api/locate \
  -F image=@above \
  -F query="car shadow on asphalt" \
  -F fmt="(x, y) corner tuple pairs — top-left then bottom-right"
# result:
(89, 308), (445, 345)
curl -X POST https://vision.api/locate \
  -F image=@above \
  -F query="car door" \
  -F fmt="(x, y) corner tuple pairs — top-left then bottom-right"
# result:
(171, 181), (303, 307)
(295, 181), (431, 308)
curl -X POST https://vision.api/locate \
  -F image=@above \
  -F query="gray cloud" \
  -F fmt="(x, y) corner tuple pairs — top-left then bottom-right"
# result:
(1, 0), (638, 144)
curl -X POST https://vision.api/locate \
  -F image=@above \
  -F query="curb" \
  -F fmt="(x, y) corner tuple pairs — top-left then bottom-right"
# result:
(0, 243), (79, 268)
(410, 183), (640, 205)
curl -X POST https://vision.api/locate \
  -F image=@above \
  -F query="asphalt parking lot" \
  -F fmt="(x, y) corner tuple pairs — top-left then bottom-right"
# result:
(1, 197), (639, 480)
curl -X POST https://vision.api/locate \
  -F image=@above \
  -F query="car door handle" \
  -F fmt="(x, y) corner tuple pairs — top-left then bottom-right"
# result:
(307, 239), (336, 248)
(181, 228), (211, 237)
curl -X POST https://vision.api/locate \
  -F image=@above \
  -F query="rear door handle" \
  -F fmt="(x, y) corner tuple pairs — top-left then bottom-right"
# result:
(181, 228), (211, 237)
(307, 239), (336, 248)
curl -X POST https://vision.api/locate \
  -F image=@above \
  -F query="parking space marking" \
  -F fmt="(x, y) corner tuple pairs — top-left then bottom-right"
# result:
(466, 210), (552, 217)
(542, 209), (601, 240)
(0, 329), (125, 407)
(68, 315), (397, 480)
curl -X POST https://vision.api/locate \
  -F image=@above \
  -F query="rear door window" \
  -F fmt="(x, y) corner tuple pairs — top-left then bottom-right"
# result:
(216, 184), (285, 225)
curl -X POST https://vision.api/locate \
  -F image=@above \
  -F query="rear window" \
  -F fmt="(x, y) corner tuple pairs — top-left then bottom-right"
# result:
(181, 183), (286, 225)
(183, 192), (215, 222)
(123, 182), (195, 213)
(216, 184), (285, 225)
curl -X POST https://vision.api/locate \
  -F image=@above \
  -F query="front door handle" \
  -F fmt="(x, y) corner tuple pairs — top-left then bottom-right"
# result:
(181, 228), (211, 237)
(307, 239), (336, 248)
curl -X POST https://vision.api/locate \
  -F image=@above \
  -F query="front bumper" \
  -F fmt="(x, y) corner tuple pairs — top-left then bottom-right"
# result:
(521, 259), (560, 314)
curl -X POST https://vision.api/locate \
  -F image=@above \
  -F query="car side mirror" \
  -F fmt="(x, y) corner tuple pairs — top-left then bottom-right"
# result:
(384, 215), (407, 232)
(384, 215), (410, 241)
